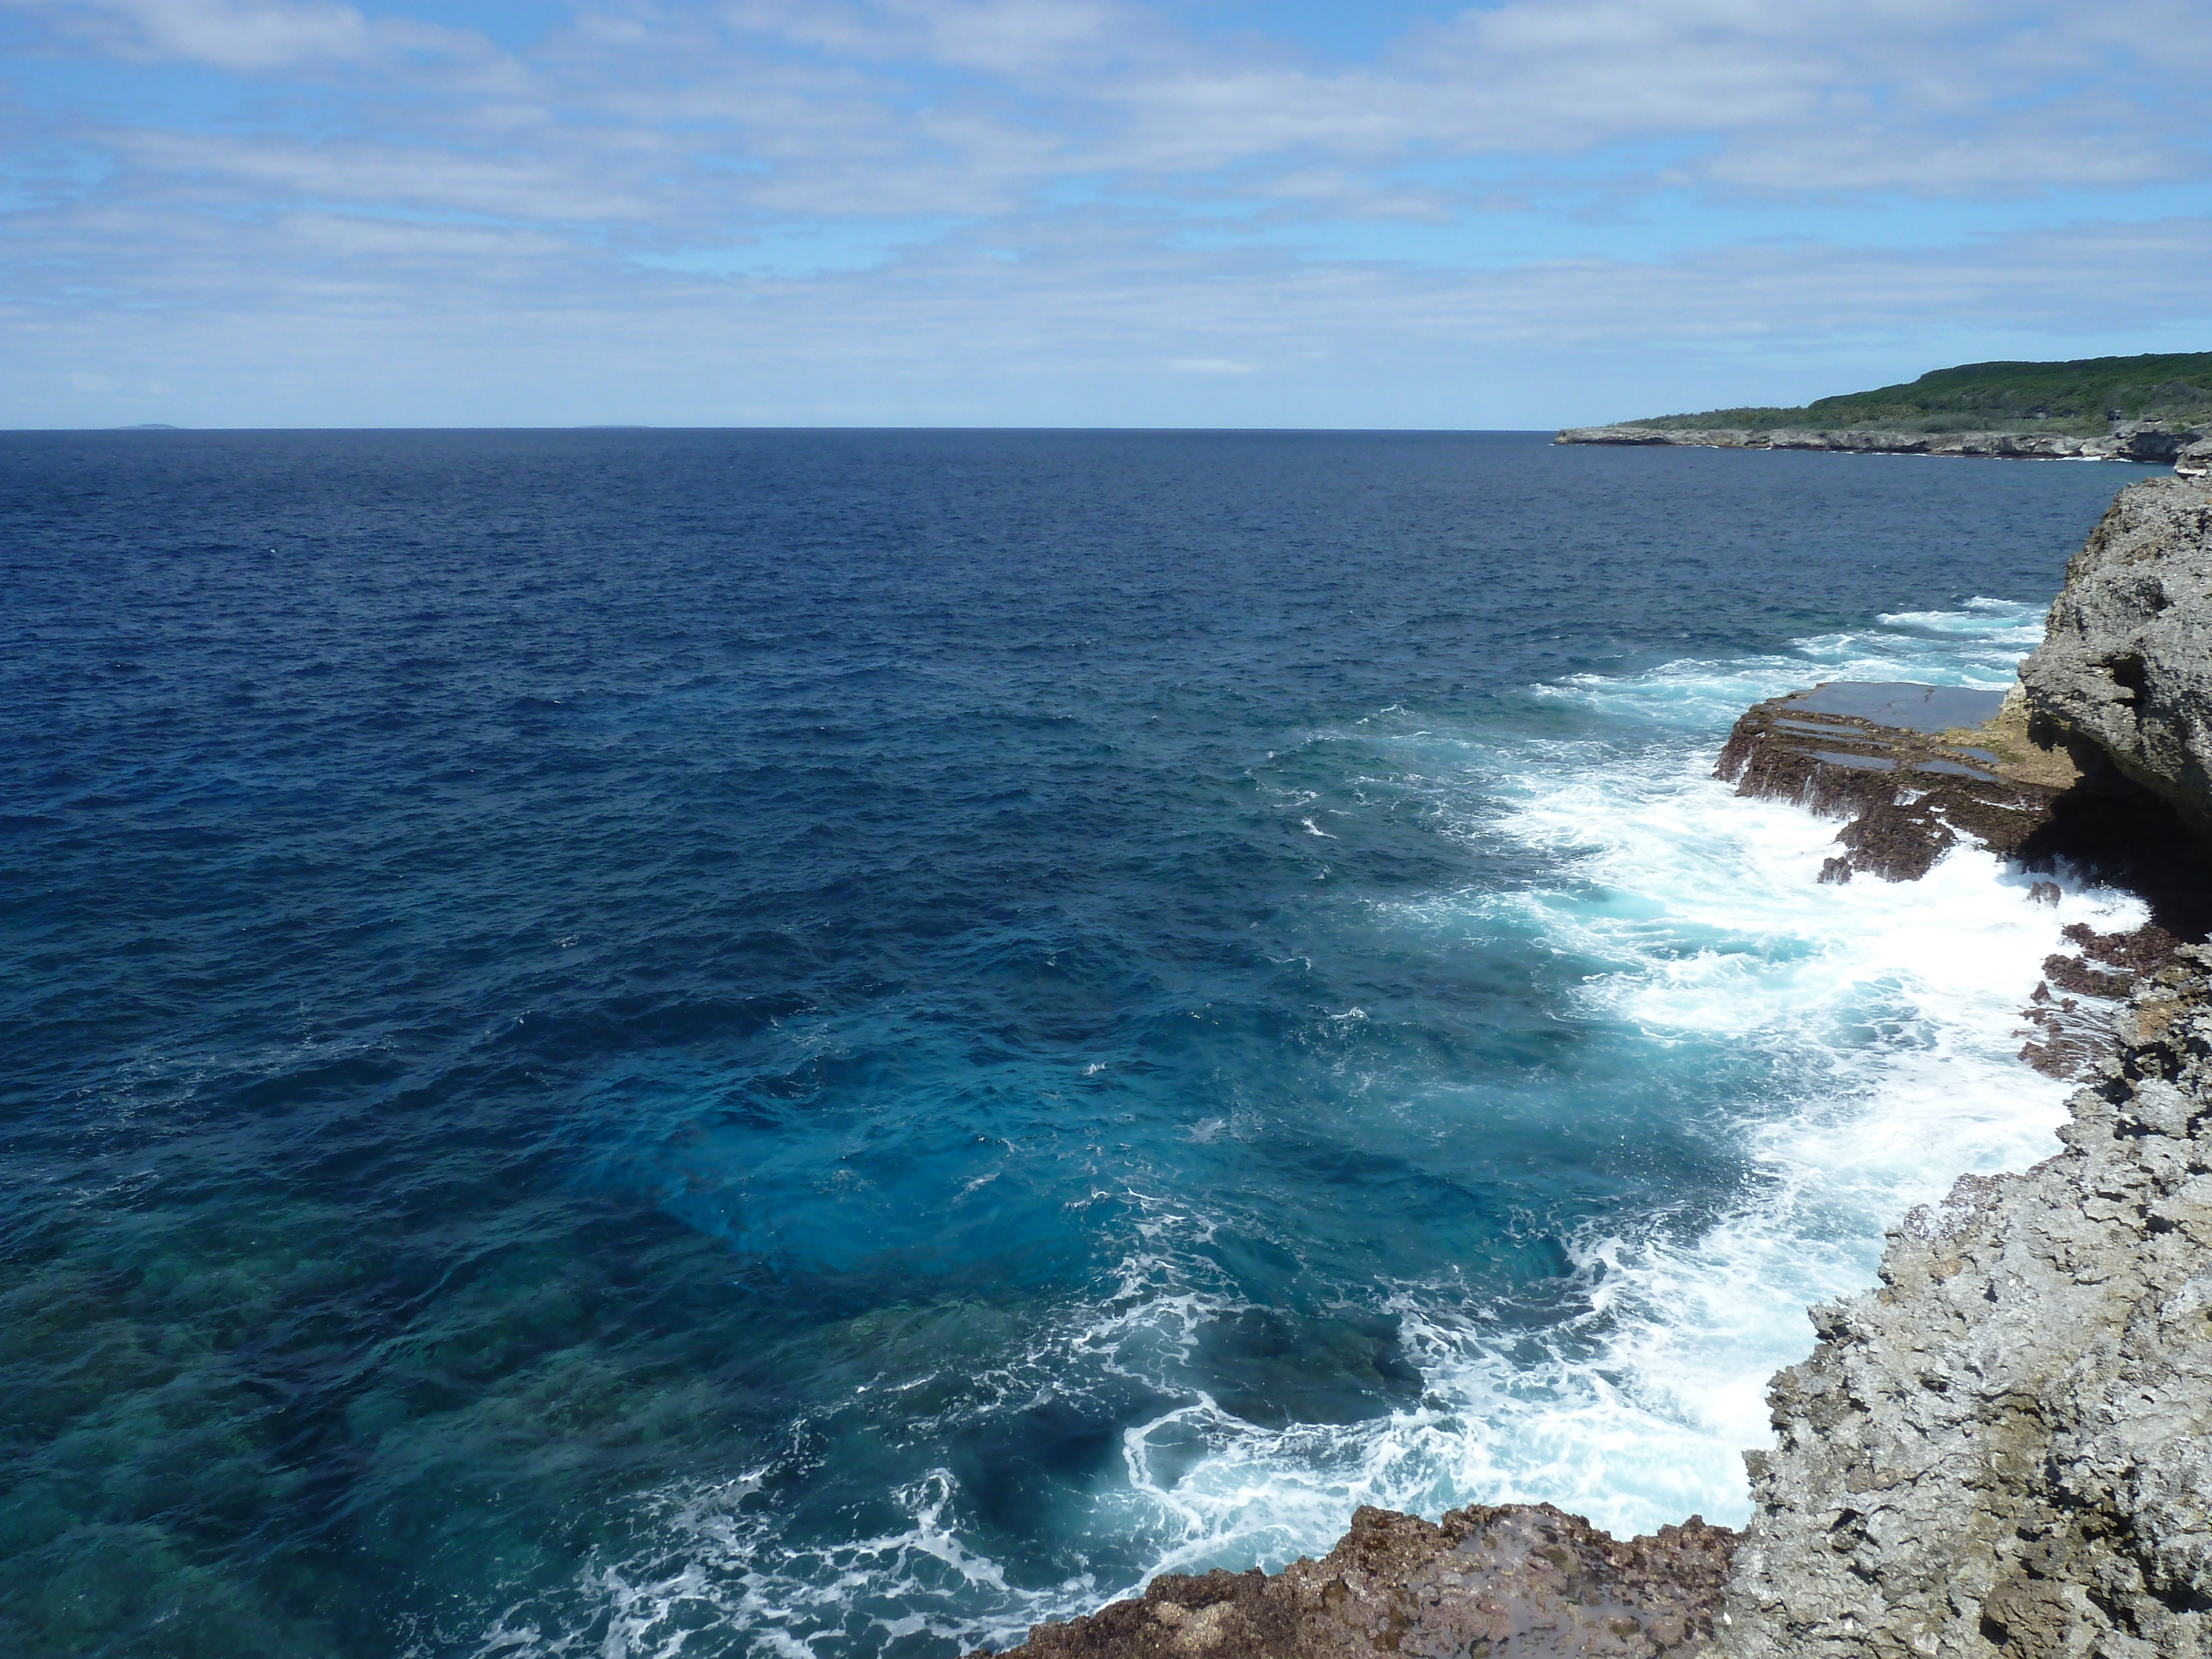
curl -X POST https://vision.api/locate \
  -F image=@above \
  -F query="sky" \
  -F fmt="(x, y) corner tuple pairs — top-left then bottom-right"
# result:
(2, 0), (2209, 427)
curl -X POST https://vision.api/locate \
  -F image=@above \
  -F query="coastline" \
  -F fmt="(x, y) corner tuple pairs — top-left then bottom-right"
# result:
(1553, 425), (2206, 466)
(981, 472), (2212, 1659)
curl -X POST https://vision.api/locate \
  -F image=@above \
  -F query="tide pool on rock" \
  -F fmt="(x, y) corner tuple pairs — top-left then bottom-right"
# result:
(0, 431), (2169, 1658)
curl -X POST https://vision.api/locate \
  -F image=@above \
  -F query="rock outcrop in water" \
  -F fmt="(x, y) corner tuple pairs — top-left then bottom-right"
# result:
(2018, 476), (2212, 840)
(1712, 667), (2208, 939)
(1713, 681), (2074, 883)
(973, 1505), (1738, 1659)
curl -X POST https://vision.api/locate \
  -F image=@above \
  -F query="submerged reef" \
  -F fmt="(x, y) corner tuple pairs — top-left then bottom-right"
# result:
(989, 472), (2212, 1659)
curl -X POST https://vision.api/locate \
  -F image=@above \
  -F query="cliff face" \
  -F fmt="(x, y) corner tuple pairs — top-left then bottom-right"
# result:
(1715, 963), (2212, 1659)
(2018, 477), (2212, 838)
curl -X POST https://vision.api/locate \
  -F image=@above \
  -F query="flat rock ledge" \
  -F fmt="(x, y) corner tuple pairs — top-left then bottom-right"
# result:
(1554, 427), (2199, 463)
(1713, 679), (2209, 945)
(972, 1505), (1738, 1659)
(1714, 681), (2074, 883)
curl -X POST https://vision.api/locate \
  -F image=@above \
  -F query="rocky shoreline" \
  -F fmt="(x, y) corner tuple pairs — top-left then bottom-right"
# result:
(1715, 471), (2212, 1659)
(982, 474), (2211, 1659)
(1554, 426), (2212, 470)
(977, 1506), (1740, 1659)
(1721, 950), (2212, 1659)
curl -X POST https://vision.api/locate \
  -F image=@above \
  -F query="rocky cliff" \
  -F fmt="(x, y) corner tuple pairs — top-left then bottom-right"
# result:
(1710, 475), (2212, 1659)
(2018, 476), (2212, 839)
(1715, 962), (2212, 1659)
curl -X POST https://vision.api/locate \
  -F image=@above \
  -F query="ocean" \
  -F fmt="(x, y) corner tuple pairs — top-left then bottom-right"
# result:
(0, 430), (2157, 1658)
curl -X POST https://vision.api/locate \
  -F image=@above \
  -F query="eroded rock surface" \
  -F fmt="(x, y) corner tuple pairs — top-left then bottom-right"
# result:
(977, 1505), (1736, 1659)
(2019, 922), (2187, 1082)
(2018, 476), (2212, 838)
(1717, 959), (2212, 1659)
(1713, 681), (2071, 882)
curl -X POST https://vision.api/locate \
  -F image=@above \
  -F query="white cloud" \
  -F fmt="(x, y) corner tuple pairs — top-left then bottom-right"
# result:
(111, 129), (660, 220)
(723, 0), (1134, 76)
(7, 0), (487, 71)
(4, 0), (2211, 423)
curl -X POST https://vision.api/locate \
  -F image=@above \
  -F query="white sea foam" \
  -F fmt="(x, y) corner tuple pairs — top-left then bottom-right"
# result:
(1429, 753), (2135, 1529)
(1535, 596), (2049, 735)
(1365, 603), (2137, 1527)
(1078, 709), (2133, 1566)
(491, 602), (2130, 1658)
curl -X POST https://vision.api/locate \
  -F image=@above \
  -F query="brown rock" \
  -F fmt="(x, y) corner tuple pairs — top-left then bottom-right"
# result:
(1713, 682), (2062, 882)
(975, 1505), (1737, 1659)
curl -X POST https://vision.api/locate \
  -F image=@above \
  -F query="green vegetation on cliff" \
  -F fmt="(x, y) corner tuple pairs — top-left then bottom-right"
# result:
(1629, 351), (2212, 436)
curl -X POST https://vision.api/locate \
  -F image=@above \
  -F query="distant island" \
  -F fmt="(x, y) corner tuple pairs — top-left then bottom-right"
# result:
(1559, 351), (2212, 464)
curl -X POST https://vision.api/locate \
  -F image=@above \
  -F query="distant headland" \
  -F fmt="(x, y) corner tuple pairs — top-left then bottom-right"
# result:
(1559, 351), (2212, 465)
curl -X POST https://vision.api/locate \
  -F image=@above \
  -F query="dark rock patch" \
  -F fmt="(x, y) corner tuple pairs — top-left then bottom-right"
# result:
(1714, 684), (2064, 881)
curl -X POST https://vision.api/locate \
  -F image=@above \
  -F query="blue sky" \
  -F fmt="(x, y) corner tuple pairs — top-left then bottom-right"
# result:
(3, 0), (2209, 427)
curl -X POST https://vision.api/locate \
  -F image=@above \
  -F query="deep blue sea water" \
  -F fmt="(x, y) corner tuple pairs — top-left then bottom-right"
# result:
(0, 431), (2160, 1658)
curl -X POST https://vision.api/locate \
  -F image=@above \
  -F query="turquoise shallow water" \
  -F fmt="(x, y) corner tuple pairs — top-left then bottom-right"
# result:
(0, 431), (2158, 1657)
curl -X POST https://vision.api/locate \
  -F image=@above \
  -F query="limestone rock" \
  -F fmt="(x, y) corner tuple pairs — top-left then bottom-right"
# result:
(1714, 959), (2212, 1659)
(2017, 476), (2212, 836)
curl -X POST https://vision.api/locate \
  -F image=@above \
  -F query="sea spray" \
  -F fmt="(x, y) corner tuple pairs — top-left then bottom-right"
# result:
(509, 601), (2138, 1658)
